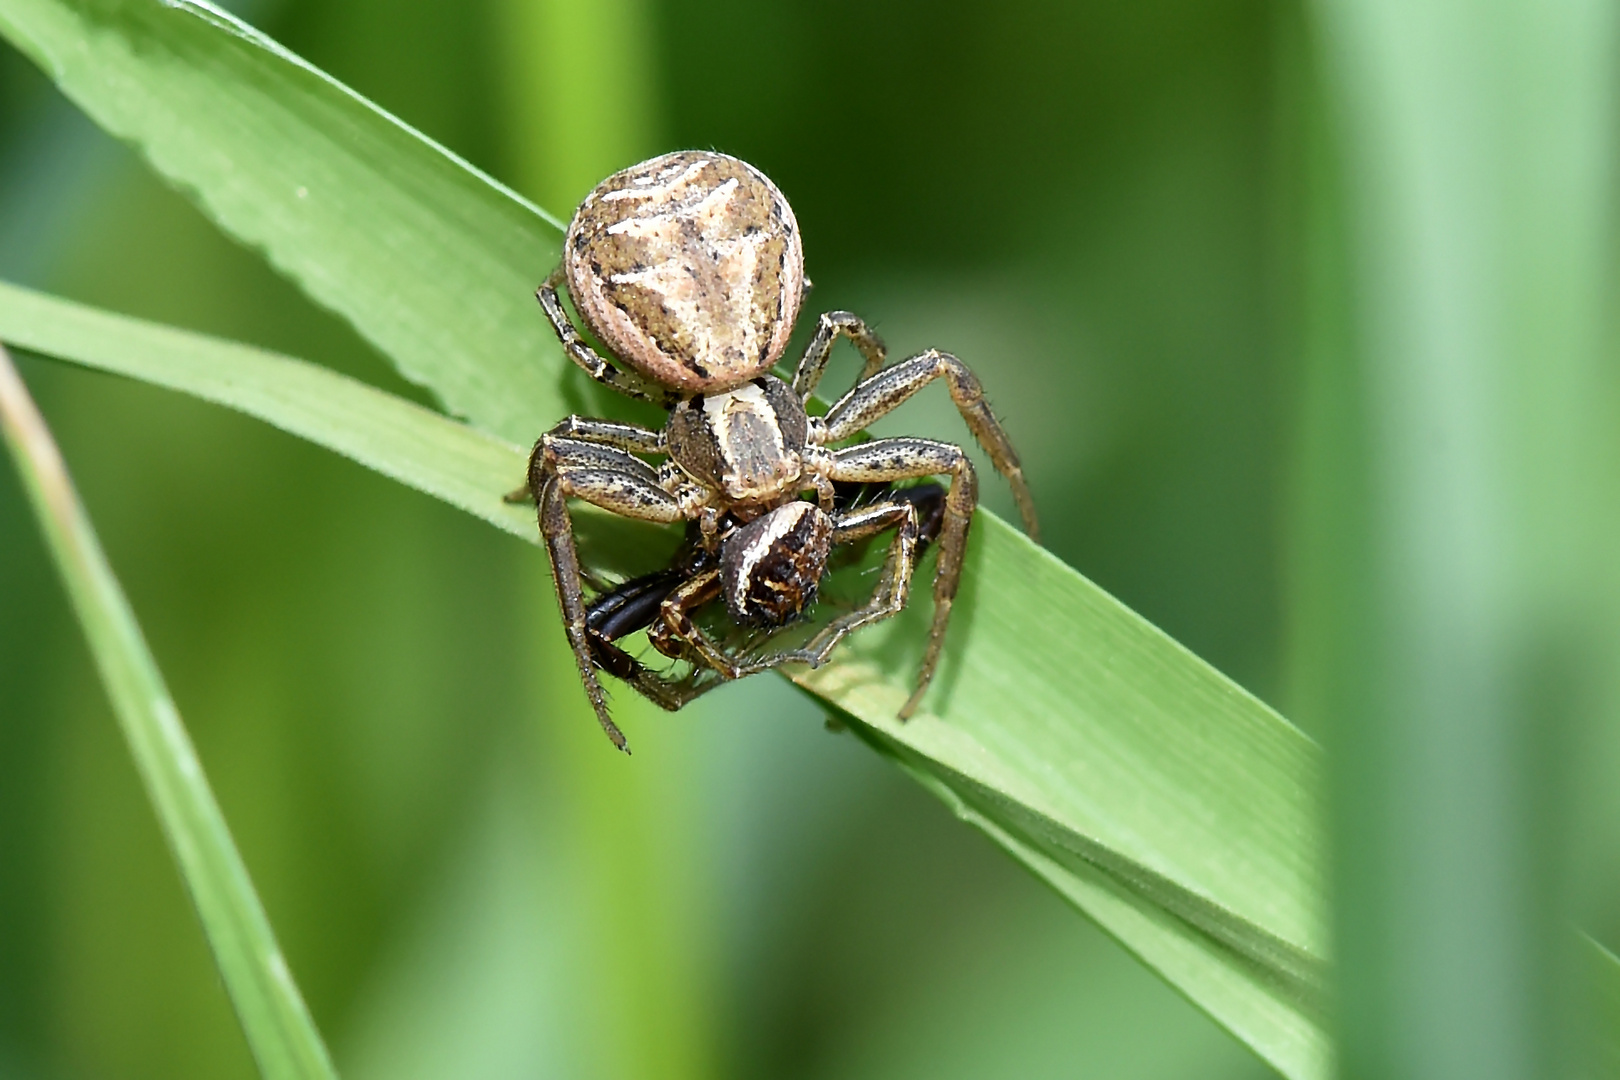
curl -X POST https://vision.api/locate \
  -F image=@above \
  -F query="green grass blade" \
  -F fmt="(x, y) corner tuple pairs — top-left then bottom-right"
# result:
(0, 280), (537, 538)
(1305, 0), (1616, 1072)
(0, 344), (338, 1080)
(0, 0), (1332, 1072)
(1585, 935), (1620, 1076)
(0, 0), (565, 445)
(0, 278), (1329, 1077)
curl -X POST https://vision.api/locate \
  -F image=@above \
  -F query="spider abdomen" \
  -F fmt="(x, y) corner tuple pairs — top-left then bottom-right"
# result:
(720, 501), (833, 628)
(565, 151), (805, 394)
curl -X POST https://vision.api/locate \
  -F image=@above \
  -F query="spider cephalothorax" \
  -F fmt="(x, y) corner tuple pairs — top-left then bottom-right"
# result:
(522, 149), (1039, 752)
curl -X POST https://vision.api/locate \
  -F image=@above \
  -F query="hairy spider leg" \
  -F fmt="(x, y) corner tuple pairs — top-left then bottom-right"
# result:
(768, 500), (920, 667)
(538, 265), (679, 409)
(818, 348), (1039, 544)
(580, 541), (731, 713)
(646, 570), (734, 672)
(585, 569), (733, 713)
(546, 414), (667, 453)
(821, 437), (979, 718)
(530, 433), (689, 752)
(790, 310), (888, 402)
(504, 415), (665, 504)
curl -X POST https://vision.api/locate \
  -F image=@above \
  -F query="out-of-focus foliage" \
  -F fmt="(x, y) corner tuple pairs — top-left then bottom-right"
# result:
(2, 0), (1613, 1077)
(1294, 1), (1619, 1076)
(0, 0), (1289, 1076)
(0, 340), (338, 1080)
(0, 0), (1293, 1074)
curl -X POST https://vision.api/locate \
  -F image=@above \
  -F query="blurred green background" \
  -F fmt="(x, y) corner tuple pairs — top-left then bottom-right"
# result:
(2, 0), (1608, 1077)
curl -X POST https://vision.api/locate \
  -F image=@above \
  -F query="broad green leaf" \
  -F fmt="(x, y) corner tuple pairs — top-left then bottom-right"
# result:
(0, 276), (1329, 1077)
(0, 343), (337, 1080)
(0, 0), (565, 445)
(0, 0), (1334, 1074)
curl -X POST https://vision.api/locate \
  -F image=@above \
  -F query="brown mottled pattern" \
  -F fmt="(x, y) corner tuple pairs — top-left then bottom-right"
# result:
(721, 503), (833, 626)
(564, 150), (805, 393)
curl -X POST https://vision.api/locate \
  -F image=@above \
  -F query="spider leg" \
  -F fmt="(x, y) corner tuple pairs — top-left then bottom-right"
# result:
(807, 471), (837, 512)
(621, 666), (731, 711)
(588, 630), (731, 712)
(573, 557), (719, 709)
(892, 482), (948, 555)
(650, 502), (927, 689)
(505, 415), (666, 503)
(545, 414), (666, 454)
(646, 570), (755, 677)
(647, 571), (819, 681)
(790, 311), (887, 402)
(828, 482), (947, 555)
(538, 265), (678, 408)
(817, 348), (1038, 544)
(581, 557), (739, 712)
(531, 435), (691, 752)
(752, 500), (921, 671)
(822, 437), (978, 718)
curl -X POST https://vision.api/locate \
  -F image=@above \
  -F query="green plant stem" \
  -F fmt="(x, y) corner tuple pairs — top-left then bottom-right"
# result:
(1306, 0), (1617, 1075)
(0, 344), (338, 1080)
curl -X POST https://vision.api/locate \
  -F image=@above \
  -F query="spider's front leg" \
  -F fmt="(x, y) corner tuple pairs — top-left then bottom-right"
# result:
(582, 542), (732, 713)
(790, 311), (887, 402)
(779, 499), (921, 668)
(646, 564), (855, 683)
(588, 617), (730, 714)
(644, 570), (756, 678)
(821, 437), (979, 718)
(538, 265), (679, 409)
(530, 434), (692, 752)
(818, 348), (1039, 543)
(505, 415), (665, 504)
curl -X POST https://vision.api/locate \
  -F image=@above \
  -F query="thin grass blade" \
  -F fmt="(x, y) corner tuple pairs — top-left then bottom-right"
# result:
(0, 0), (566, 444)
(1586, 936), (1620, 1076)
(0, 343), (338, 1080)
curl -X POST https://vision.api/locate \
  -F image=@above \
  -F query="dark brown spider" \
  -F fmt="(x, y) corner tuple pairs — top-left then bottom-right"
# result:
(520, 150), (1039, 752)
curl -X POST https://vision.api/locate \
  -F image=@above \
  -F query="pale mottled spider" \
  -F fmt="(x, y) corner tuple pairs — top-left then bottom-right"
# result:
(519, 150), (1039, 752)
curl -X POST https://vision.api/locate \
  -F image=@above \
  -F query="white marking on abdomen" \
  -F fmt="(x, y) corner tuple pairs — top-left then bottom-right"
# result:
(730, 502), (814, 613)
(602, 158), (713, 202)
